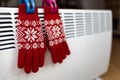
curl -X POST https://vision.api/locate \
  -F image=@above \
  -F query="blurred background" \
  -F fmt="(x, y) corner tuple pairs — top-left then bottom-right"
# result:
(0, 0), (120, 36)
(0, 0), (120, 80)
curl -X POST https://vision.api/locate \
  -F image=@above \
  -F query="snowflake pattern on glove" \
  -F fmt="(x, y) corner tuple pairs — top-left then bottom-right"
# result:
(51, 25), (61, 38)
(17, 19), (44, 49)
(24, 28), (38, 42)
(44, 19), (66, 46)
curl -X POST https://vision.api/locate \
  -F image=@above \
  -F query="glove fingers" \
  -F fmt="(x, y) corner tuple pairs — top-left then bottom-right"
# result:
(63, 41), (70, 55)
(50, 46), (58, 63)
(43, 40), (47, 52)
(24, 49), (32, 74)
(56, 44), (63, 63)
(18, 49), (26, 68)
(32, 48), (39, 73)
(60, 43), (66, 60)
(39, 48), (45, 67)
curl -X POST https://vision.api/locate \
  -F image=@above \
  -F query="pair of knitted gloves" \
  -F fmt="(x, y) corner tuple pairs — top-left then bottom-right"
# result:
(17, 4), (70, 73)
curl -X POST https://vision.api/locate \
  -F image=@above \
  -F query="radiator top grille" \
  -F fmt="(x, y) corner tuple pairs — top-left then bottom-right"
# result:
(0, 8), (112, 50)
(0, 12), (15, 50)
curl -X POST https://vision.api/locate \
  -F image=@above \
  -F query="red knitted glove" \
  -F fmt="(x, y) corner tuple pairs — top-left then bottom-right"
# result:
(44, 6), (70, 63)
(17, 4), (45, 73)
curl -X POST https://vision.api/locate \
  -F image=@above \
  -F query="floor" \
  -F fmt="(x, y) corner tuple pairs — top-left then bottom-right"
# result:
(101, 36), (120, 80)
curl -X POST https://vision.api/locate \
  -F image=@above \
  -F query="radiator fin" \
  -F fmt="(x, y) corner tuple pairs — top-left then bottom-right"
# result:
(0, 12), (15, 50)
(100, 13), (106, 32)
(75, 13), (84, 36)
(93, 13), (99, 33)
(64, 13), (75, 38)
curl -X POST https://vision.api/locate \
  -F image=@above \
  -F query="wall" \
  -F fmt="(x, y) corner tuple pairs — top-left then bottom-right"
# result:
(81, 0), (105, 9)
(0, 0), (42, 7)
(0, 0), (105, 9)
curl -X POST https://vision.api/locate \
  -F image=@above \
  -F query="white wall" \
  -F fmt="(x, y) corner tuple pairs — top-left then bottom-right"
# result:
(0, 0), (105, 9)
(81, 0), (105, 9)
(0, 0), (42, 7)
(119, 3), (120, 30)
(0, 0), (18, 7)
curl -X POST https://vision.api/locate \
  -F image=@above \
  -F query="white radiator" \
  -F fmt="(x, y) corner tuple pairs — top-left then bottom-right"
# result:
(0, 8), (112, 80)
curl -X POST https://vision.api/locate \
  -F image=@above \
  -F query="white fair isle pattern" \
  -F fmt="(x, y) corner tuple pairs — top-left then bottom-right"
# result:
(56, 19), (60, 24)
(44, 19), (62, 26)
(17, 19), (41, 26)
(51, 25), (61, 38)
(49, 38), (65, 46)
(50, 20), (54, 25)
(36, 27), (44, 42)
(25, 43), (31, 50)
(33, 43), (38, 49)
(24, 20), (29, 26)
(54, 39), (58, 45)
(18, 43), (23, 49)
(45, 26), (53, 40)
(32, 20), (37, 27)
(44, 20), (48, 26)
(40, 42), (44, 48)
(24, 28), (38, 42)
(49, 41), (54, 46)
(45, 19), (66, 46)
(58, 38), (62, 43)
(17, 19), (44, 49)
(16, 19), (22, 26)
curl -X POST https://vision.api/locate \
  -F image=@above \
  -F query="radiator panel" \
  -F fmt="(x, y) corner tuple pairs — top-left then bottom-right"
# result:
(0, 8), (112, 80)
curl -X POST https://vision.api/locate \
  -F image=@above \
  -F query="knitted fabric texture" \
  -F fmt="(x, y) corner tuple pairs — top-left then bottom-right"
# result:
(17, 4), (45, 73)
(44, 6), (70, 63)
